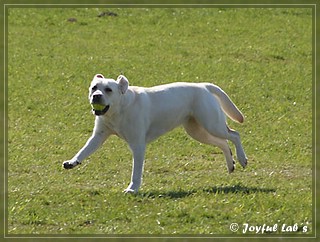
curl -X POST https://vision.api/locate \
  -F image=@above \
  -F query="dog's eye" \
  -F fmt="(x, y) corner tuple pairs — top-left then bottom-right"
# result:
(91, 86), (97, 92)
(105, 87), (112, 93)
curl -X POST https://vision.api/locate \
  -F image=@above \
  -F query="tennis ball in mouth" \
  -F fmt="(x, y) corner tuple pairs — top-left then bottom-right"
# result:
(91, 103), (105, 111)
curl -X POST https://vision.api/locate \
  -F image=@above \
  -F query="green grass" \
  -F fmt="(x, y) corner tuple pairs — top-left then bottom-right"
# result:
(7, 7), (313, 236)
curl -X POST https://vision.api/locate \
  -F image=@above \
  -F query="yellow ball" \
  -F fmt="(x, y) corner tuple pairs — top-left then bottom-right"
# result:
(91, 104), (105, 111)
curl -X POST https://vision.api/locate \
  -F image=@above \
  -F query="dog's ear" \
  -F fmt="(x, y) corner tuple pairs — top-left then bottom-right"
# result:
(94, 74), (104, 79)
(117, 75), (129, 94)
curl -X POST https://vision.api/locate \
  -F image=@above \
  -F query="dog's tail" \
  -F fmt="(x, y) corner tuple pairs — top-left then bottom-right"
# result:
(206, 83), (244, 123)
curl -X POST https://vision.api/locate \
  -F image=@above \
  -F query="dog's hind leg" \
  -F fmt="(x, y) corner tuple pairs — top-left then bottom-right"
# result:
(199, 121), (247, 169)
(192, 90), (247, 168)
(183, 118), (236, 173)
(192, 103), (247, 169)
(201, 123), (247, 169)
(225, 126), (247, 168)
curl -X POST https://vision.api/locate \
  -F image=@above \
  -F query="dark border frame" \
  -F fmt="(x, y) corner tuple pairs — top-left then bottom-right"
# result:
(1, 1), (318, 241)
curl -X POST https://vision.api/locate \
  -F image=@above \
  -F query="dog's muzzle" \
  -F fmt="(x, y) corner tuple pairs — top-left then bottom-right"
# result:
(92, 105), (110, 116)
(91, 93), (110, 116)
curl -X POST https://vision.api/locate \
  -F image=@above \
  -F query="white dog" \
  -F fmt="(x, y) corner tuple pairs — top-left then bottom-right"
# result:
(63, 74), (247, 193)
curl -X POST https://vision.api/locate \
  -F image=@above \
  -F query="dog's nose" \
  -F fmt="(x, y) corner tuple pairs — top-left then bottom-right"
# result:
(92, 94), (102, 103)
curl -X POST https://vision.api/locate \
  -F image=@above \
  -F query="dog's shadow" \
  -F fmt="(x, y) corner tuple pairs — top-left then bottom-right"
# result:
(140, 184), (276, 199)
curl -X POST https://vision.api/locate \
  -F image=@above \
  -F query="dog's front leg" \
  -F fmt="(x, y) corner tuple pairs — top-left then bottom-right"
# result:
(63, 131), (109, 169)
(124, 144), (146, 193)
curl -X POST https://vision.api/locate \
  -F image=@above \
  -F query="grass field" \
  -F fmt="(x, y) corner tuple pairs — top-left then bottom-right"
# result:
(6, 7), (314, 238)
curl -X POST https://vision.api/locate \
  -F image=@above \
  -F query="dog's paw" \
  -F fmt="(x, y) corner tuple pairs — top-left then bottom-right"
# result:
(238, 156), (248, 168)
(227, 159), (236, 174)
(123, 183), (139, 194)
(228, 164), (235, 174)
(123, 188), (136, 194)
(62, 160), (80, 169)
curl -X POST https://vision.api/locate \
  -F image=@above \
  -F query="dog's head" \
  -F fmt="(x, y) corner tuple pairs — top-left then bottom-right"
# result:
(88, 74), (129, 116)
